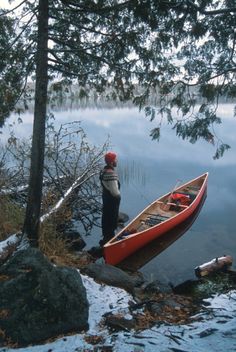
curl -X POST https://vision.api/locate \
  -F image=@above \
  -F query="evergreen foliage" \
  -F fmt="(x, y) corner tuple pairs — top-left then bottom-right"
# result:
(1, 1), (235, 157)
(0, 13), (27, 126)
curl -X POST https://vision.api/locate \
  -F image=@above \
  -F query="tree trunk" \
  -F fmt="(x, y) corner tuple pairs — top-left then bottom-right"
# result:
(23, 0), (49, 246)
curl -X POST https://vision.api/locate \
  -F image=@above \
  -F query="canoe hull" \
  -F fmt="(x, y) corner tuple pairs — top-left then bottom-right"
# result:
(104, 172), (208, 265)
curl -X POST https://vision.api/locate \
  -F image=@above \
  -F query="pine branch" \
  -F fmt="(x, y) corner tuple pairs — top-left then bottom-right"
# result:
(0, 0), (28, 17)
(1, 12), (36, 54)
(186, 1), (236, 15)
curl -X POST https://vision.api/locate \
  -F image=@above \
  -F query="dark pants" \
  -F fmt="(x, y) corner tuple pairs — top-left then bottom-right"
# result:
(101, 193), (120, 244)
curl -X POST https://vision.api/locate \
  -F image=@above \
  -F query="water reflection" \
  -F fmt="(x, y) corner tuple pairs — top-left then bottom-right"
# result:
(2, 104), (236, 283)
(2, 105), (236, 167)
(119, 160), (148, 187)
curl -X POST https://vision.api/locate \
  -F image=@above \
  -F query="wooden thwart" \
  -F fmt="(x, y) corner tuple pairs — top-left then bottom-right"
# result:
(165, 202), (188, 209)
(143, 212), (170, 219)
(142, 213), (170, 227)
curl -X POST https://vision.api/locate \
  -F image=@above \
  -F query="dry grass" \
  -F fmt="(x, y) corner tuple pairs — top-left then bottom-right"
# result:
(39, 227), (93, 269)
(39, 206), (93, 269)
(0, 196), (24, 241)
(0, 195), (92, 269)
(39, 220), (80, 267)
(39, 191), (75, 265)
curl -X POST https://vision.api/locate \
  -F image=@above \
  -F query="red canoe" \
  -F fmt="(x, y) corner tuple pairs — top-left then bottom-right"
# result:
(103, 172), (208, 265)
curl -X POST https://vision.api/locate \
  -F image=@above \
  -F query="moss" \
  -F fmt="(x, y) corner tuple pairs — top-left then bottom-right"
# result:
(193, 272), (236, 299)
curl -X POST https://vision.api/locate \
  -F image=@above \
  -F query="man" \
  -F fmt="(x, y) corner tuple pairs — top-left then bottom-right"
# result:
(100, 151), (120, 245)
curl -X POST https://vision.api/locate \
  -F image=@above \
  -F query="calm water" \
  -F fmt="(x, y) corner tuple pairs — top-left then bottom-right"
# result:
(3, 104), (236, 285)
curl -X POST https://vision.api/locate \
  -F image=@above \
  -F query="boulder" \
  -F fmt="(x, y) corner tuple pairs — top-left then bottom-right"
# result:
(118, 212), (129, 224)
(63, 230), (86, 251)
(104, 313), (135, 331)
(143, 279), (173, 294)
(0, 247), (89, 347)
(56, 221), (86, 251)
(83, 262), (144, 293)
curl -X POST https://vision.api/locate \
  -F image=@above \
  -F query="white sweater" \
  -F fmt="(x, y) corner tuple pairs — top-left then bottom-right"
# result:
(100, 167), (120, 198)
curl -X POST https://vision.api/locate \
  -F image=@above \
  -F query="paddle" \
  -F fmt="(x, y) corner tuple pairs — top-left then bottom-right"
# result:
(161, 179), (182, 211)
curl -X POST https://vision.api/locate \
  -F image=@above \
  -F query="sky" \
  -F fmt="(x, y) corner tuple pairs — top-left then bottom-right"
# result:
(0, 1), (19, 10)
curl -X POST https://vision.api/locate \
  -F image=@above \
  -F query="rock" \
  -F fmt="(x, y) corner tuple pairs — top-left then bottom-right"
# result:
(172, 279), (201, 296)
(143, 280), (173, 294)
(148, 302), (163, 315)
(0, 247), (89, 347)
(199, 328), (218, 338)
(87, 246), (103, 258)
(118, 212), (129, 224)
(62, 230), (86, 251)
(56, 220), (86, 252)
(223, 328), (236, 337)
(83, 262), (144, 293)
(173, 272), (236, 299)
(104, 313), (135, 331)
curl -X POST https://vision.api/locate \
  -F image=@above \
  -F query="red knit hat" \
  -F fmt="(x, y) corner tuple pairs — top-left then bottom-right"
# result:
(105, 151), (117, 164)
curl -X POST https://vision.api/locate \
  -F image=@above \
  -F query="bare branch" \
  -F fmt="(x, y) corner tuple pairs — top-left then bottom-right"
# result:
(40, 151), (105, 223)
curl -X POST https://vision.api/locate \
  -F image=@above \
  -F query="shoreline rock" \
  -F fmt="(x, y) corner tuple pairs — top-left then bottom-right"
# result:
(0, 247), (89, 347)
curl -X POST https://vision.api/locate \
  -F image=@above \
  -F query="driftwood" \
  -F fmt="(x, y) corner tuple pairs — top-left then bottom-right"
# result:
(195, 255), (233, 278)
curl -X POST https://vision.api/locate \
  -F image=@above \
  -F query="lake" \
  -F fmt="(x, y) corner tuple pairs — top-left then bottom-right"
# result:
(3, 103), (236, 285)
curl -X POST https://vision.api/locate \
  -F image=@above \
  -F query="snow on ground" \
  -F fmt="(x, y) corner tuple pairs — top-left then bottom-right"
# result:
(0, 234), (19, 253)
(1, 236), (236, 352)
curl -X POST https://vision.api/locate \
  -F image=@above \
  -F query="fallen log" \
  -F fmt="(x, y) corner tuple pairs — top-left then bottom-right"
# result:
(195, 255), (233, 278)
